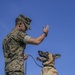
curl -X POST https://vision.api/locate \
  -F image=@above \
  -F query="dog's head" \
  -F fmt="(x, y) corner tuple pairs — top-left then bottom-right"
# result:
(37, 50), (61, 65)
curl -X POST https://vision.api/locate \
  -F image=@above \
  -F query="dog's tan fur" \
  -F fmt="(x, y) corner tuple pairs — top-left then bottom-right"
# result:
(37, 51), (61, 75)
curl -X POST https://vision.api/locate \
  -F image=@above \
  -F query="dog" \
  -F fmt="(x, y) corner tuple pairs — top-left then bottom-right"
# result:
(37, 50), (61, 75)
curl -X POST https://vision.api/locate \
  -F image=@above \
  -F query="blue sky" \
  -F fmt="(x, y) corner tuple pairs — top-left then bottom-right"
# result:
(0, 0), (75, 75)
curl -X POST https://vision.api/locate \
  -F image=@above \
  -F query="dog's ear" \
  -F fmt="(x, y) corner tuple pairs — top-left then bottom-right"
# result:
(53, 54), (61, 59)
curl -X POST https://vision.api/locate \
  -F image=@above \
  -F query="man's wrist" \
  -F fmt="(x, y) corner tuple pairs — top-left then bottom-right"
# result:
(43, 32), (48, 37)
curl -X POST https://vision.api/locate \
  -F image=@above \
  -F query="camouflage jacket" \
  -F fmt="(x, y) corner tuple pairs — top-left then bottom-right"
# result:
(2, 29), (26, 72)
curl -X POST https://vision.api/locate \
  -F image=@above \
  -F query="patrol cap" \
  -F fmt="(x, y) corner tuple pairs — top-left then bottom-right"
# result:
(15, 14), (32, 30)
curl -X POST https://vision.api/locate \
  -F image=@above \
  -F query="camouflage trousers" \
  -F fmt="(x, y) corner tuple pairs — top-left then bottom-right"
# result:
(6, 71), (24, 75)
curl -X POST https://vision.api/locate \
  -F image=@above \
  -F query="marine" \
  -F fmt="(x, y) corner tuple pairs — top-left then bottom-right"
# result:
(2, 14), (49, 75)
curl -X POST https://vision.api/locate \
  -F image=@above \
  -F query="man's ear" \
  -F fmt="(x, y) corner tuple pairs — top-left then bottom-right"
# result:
(19, 25), (21, 27)
(53, 54), (61, 59)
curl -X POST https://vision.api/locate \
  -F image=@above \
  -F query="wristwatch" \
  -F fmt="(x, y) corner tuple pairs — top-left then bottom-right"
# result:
(43, 32), (48, 37)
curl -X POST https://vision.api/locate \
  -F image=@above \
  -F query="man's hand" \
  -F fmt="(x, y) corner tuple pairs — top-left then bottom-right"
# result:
(27, 25), (49, 45)
(43, 25), (49, 36)
(24, 54), (28, 60)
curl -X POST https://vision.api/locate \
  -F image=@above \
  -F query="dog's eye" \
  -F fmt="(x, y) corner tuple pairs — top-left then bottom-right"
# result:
(47, 52), (48, 53)
(46, 52), (49, 55)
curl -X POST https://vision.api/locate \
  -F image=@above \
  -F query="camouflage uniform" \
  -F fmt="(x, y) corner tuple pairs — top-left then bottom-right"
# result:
(2, 14), (31, 75)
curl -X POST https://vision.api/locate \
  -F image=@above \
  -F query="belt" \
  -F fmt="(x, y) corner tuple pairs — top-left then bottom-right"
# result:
(6, 70), (24, 74)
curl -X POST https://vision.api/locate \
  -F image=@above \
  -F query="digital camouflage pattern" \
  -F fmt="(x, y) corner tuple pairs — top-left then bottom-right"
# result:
(6, 71), (24, 75)
(2, 29), (26, 74)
